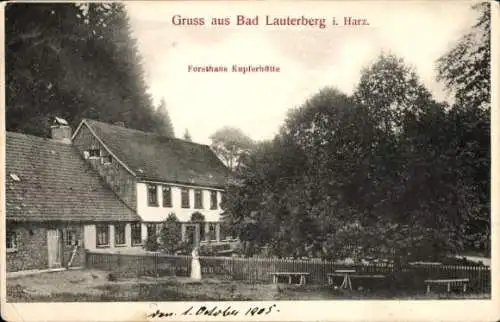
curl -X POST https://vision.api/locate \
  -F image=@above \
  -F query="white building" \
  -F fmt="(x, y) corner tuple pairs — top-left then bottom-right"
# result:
(71, 119), (232, 250)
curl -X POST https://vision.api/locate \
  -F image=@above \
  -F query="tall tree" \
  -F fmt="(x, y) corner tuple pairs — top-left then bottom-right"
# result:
(437, 2), (490, 111)
(5, 3), (163, 137)
(154, 98), (175, 137)
(222, 88), (378, 259)
(436, 2), (490, 252)
(353, 53), (433, 134)
(210, 127), (255, 171)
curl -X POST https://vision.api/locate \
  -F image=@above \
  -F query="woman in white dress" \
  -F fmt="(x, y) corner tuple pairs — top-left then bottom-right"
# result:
(190, 247), (202, 280)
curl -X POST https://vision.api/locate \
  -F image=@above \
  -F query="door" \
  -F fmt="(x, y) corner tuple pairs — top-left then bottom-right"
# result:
(47, 229), (62, 268)
(185, 224), (200, 248)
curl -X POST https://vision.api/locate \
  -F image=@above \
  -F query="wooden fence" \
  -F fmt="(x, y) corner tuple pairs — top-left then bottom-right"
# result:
(85, 251), (491, 293)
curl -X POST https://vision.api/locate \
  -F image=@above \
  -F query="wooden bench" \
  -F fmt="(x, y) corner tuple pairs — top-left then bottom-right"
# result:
(424, 278), (469, 294)
(270, 272), (310, 285)
(328, 272), (386, 290)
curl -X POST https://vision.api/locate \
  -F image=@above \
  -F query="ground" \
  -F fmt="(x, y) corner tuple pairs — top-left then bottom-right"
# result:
(6, 269), (490, 302)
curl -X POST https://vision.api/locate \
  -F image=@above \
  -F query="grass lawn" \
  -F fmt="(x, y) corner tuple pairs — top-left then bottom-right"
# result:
(6, 269), (490, 302)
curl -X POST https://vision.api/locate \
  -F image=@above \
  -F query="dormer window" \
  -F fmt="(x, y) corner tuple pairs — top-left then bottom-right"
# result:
(88, 148), (100, 158)
(101, 154), (112, 165)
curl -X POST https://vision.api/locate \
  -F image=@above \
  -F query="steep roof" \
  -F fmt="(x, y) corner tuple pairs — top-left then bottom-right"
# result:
(79, 119), (230, 188)
(6, 132), (140, 222)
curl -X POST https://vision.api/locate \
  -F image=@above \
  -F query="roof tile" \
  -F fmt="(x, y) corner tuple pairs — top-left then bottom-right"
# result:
(83, 119), (230, 188)
(6, 132), (140, 222)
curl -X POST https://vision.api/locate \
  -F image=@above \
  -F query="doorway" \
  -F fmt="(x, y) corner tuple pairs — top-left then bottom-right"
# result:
(47, 229), (62, 268)
(184, 224), (200, 248)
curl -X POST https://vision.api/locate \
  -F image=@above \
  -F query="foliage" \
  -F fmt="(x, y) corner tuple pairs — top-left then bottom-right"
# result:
(437, 2), (490, 111)
(154, 98), (175, 137)
(436, 2), (490, 251)
(222, 17), (490, 262)
(183, 129), (192, 141)
(143, 235), (160, 252)
(5, 3), (173, 137)
(210, 126), (255, 170)
(159, 213), (182, 254)
(190, 212), (205, 222)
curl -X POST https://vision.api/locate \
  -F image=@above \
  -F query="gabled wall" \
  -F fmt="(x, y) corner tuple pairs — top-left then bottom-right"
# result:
(72, 124), (137, 210)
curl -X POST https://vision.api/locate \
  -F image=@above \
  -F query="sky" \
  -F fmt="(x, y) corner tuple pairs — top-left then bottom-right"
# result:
(125, 1), (478, 145)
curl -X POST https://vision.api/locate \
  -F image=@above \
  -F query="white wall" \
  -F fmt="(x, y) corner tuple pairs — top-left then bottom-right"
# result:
(136, 182), (225, 223)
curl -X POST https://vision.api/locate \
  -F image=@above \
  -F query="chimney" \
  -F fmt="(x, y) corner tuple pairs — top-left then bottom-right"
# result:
(51, 117), (72, 144)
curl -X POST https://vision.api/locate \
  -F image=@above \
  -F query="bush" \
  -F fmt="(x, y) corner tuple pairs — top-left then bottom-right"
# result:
(144, 235), (160, 252)
(173, 241), (192, 255)
(160, 213), (182, 254)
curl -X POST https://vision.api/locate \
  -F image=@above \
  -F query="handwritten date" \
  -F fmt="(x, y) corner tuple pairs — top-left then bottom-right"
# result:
(148, 304), (279, 318)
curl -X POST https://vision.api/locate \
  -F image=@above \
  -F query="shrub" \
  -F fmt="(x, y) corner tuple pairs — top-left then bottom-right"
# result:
(144, 235), (160, 252)
(160, 213), (182, 254)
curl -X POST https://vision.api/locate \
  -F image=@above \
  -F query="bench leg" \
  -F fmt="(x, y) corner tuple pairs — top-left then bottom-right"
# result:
(288, 275), (292, 284)
(426, 284), (430, 294)
(273, 275), (277, 284)
(300, 275), (305, 285)
(328, 276), (332, 286)
(347, 275), (352, 290)
(447, 283), (451, 293)
(340, 276), (347, 289)
(463, 283), (467, 293)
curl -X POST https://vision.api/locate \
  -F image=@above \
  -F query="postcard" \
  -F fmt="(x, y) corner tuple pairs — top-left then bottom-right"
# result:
(1, 1), (498, 321)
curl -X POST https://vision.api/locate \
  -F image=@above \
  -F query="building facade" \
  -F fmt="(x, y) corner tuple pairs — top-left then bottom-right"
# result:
(71, 119), (231, 248)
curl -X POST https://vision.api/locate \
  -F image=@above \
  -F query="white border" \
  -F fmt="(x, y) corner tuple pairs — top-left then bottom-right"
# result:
(1, 1), (499, 321)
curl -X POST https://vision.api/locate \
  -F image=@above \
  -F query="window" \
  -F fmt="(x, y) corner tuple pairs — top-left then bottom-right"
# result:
(208, 223), (217, 241)
(146, 223), (157, 240)
(96, 225), (109, 247)
(115, 224), (126, 246)
(147, 184), (158, 207)
(194, 189), (203, 209)
(181, 188), (190, 208)
(220, 192), (225, 208)
(88, 148), (100, 158)
(6, 230), (17, 250)
(101, 154), (112, 165)
(162, 186), (172, 207)
(131, 223), (142, 245)
(210, 191), (218, 210)
(63, 229), (77, 246)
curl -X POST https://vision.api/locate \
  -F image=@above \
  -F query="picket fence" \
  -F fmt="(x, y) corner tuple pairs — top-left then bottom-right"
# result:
(85, 251), (491, 293)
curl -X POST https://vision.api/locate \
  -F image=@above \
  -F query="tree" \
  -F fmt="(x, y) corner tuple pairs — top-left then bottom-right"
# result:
(160, 213), (182, 254)
(210, 126), (255, 171)
(353, 53), (433, 134)
(154, 98), (175, 137)
(183, 129), (192, 141)
(435, 2), (490, 253)
(437, 2), (490, 111)
(5, 3), (165, 137)
(352, 53), (464, 261)
(222, 88), (377, 259)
